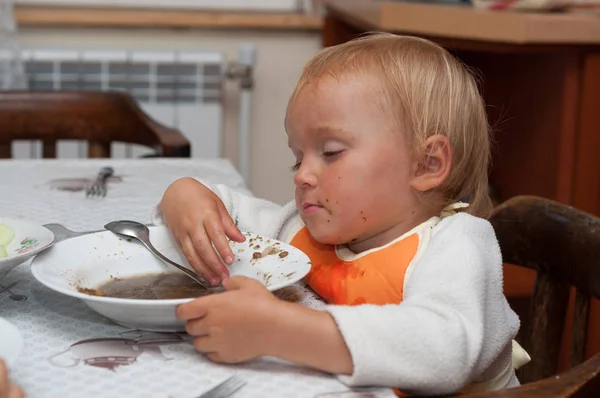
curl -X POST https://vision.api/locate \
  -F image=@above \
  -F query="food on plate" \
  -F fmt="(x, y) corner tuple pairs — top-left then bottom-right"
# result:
(77, 273), (214, 300)
(0, 224), (15, 258)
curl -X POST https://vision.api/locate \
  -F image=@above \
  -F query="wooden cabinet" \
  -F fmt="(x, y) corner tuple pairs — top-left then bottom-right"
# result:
(321, 0), (600, 373)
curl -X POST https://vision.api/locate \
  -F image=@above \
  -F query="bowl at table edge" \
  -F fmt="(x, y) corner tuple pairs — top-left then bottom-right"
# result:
(30, 226), (311, 332)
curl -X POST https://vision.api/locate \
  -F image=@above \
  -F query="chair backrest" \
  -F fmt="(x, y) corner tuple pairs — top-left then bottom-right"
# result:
(484, 195), (600, 396)
(0, 91), (190, 158)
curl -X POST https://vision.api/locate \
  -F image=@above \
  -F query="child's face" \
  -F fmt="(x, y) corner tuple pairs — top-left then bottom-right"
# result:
(285, 75), (425, 250)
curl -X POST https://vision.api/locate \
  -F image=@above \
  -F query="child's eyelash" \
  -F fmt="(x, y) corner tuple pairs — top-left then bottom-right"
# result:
(323, 150), (343, 158)
(289, 151), (343, 172)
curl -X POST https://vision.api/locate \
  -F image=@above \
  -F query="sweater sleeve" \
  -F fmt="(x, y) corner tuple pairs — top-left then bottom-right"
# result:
(152, 178), (302, 242)
(325, 214), (520, 395)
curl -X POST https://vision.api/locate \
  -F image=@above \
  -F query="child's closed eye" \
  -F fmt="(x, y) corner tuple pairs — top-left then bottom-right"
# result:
(289, 151), (344, 172)
(323, 150), (344, 160)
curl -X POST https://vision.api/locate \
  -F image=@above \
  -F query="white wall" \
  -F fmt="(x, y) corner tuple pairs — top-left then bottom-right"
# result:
(18, 27), (322, 205)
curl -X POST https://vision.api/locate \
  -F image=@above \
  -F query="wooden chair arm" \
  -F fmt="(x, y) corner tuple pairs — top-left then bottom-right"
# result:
(121, 93), (191, 158)
(460, 353), (600, 398)
(150, 123), (191, 158)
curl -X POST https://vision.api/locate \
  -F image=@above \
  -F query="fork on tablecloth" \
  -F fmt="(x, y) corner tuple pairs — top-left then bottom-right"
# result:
(85, 166), (114, 198)
(195, 375), (246, 398)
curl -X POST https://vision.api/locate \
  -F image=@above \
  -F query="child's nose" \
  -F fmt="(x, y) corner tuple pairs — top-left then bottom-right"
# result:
(294, 162), (317, 188)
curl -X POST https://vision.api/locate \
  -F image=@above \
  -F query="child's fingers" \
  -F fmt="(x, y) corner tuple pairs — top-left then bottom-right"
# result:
(195, 223), (230, 281)
(218, 204), (245, 243)
(204, 219), (235, 269)
(222, 276), (256, 291)
(8, 384), (24, 398)
(192, 335), (214, 353)
(0, 359), (23, 398)
(180, 236), (220, 286)
(185, 317), (209, 336)
(176, 298), (209, 320)
(205, 352), (225, 364)
(0, 358), (8, 387)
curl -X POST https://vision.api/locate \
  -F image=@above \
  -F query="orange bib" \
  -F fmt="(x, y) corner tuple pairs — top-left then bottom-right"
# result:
(290, 227), (420, 306)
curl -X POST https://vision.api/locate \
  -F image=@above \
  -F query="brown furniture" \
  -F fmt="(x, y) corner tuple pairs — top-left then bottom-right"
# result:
(0, 91), (191, 158)
(460, 196), (600, 397)
(465, 355), (600, 397)
(321, 0), (600, 372)
(442, 196), (600, 398)
(321, 0), (600, 219)
(431, 196), (600, 397)
(13, 5), (322, 31)
(491, 197), (599, 382)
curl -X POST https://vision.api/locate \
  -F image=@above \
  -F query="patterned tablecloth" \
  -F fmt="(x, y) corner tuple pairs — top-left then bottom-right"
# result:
(0, 159), (393, 398)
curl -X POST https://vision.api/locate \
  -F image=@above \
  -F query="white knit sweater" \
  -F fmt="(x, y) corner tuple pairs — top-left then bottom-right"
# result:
(153, 182), (524, 396)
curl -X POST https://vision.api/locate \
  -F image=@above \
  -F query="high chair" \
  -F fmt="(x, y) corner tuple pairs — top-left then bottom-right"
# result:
(462, 196), (600, 397)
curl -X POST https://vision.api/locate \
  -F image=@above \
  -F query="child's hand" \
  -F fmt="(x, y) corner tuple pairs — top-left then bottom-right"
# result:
(0, 359), (24, 398)
(161, 178), (245, 285)
(176, 276), (281, 363)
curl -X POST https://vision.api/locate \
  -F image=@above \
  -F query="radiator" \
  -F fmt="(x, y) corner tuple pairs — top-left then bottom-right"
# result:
(13, 48), (225, 159)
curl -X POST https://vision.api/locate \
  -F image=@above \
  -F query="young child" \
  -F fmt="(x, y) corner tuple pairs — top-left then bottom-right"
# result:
(0, 359), (23, 398)
(154, 33), (528, 395)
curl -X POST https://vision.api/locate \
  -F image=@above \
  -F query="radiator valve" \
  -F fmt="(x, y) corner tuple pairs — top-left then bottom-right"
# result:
(226, 43), (256, 90)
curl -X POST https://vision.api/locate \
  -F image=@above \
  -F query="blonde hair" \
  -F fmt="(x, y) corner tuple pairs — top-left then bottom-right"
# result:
(291, 33), (492, 217)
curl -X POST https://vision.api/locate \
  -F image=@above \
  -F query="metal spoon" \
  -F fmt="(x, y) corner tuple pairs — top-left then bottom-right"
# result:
(0, 281), (17, 295)
(43, 223), (101, 243)
(104, 220), (213, 290)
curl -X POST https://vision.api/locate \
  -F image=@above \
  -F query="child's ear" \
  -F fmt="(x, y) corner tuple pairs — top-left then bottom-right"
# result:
(410, 135), (452, 192)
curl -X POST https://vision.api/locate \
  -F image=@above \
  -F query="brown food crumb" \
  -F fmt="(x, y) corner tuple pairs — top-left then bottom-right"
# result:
(279, 251), (289, 258)
(261, 246), (278, 256)
(251, 245), (282, 262)
(253, 245), (260, 249)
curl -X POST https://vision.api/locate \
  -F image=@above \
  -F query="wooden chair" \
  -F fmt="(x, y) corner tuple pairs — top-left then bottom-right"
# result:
(463, 196), (600, 397)
(0, 91), (191, 158)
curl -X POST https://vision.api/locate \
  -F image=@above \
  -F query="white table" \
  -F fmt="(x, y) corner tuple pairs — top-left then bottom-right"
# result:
(0, 159), (393, 398)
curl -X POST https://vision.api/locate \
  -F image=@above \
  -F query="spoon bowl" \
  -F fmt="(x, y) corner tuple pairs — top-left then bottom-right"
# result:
(104, 220), (213, 290)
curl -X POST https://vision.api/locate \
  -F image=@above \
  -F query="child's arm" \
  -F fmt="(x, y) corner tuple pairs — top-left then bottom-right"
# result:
(176, 276), (354, 374)
(178, 215), (518, 395)
(154, 177), (300, 241)
(155, 177), (299, 284)
(321, 215), (519, 394)
(266, 223), (505, 383)
(267, 300), (354, 374)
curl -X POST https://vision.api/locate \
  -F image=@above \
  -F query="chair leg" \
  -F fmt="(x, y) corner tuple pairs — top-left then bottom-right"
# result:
(88, 142), (110, 158)
(43, 140), (57, 158)
(0, 143), (10, 158)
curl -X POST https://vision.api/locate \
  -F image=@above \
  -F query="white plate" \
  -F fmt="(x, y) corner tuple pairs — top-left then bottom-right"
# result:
(0, 218), (55, 278)
(31, 226), (311, 332)
(0, 317), (24, 367)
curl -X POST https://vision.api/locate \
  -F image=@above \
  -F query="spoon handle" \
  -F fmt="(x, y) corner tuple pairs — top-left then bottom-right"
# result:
(139, 237), (213, 290)
(0, 281), (18, 295)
